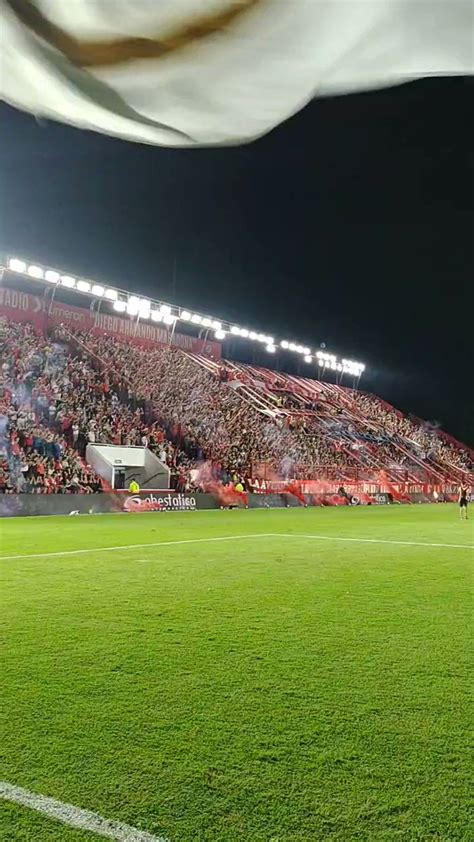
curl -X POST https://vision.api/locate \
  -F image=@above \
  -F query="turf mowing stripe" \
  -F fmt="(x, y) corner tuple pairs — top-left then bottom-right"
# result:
(0, 533), (275, 561)
(0, 781), (167, 841)
(277, 533), (474, 550)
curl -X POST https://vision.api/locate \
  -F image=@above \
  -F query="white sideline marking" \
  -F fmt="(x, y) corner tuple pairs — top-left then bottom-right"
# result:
(0, 532), (471, 562)
(0, 780), (167, 841)
(279, 533), (474, 550)
(0, 533), (274, 561)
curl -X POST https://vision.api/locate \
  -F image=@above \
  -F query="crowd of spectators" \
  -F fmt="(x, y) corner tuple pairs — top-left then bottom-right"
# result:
(1, 319), (471, 495)
(47, 326), (474, 484)
(226, 358), (473, 479)
(0, 322), (215, 494)
(350, 392), (472, 474)
(67, 332), (382, 480)
(0, 322), (102, 493)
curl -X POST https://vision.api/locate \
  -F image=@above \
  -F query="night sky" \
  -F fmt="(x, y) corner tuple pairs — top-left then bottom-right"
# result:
(1, 77), (472, 444)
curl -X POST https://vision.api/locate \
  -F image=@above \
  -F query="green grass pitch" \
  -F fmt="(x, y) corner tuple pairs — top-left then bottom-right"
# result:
(0, 505), (472, 841)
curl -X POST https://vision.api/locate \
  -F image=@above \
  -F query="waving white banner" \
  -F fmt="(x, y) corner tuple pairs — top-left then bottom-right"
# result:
(1, 0), (472, 146)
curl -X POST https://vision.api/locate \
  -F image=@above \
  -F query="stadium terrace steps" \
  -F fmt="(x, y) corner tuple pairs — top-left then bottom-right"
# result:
(180, 354), (471, 483)
(83, 339), (470, 484)
(2, 320), (471, 491)
(171, 353), (471, 483)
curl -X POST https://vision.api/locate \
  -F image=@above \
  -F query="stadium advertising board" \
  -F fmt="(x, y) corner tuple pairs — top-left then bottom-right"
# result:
(120, 491), (217, 512)
(0, 286), (221, 358)
(0, 492), (219, 518)
(0, 489), (458, 518)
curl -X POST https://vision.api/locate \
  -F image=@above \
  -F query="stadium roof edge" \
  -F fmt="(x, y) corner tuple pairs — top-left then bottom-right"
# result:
(1, 253), (366, 380)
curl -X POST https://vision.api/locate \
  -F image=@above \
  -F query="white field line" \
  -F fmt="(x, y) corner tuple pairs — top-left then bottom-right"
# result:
(0, 532), (472, 562)
(278, 533), (474, 550)
(0, 780), (167, 842)
(0, 533), (275, 561)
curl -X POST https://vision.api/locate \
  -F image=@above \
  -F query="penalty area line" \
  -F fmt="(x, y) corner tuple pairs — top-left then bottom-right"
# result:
(0, 780), (167, 841)
(0, 533), (275, 561)
(276, 533), (473, 550)
(0, 532), (472, 562)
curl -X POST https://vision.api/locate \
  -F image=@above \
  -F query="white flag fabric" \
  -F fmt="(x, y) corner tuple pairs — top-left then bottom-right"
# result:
(1, 0), (472, 146)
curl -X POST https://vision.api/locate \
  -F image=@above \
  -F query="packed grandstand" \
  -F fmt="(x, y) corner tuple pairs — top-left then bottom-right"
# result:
(0, 300), (472, 502)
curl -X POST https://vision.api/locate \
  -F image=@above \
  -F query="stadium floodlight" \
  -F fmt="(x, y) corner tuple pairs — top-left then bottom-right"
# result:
(139, 301), (151, 318)
(127, 296), (140, 315)
(3, 253), (368, 374)
(27, 265), (44, 279)
(76, 280), (91, 293)
(8, 258), (27, 273)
